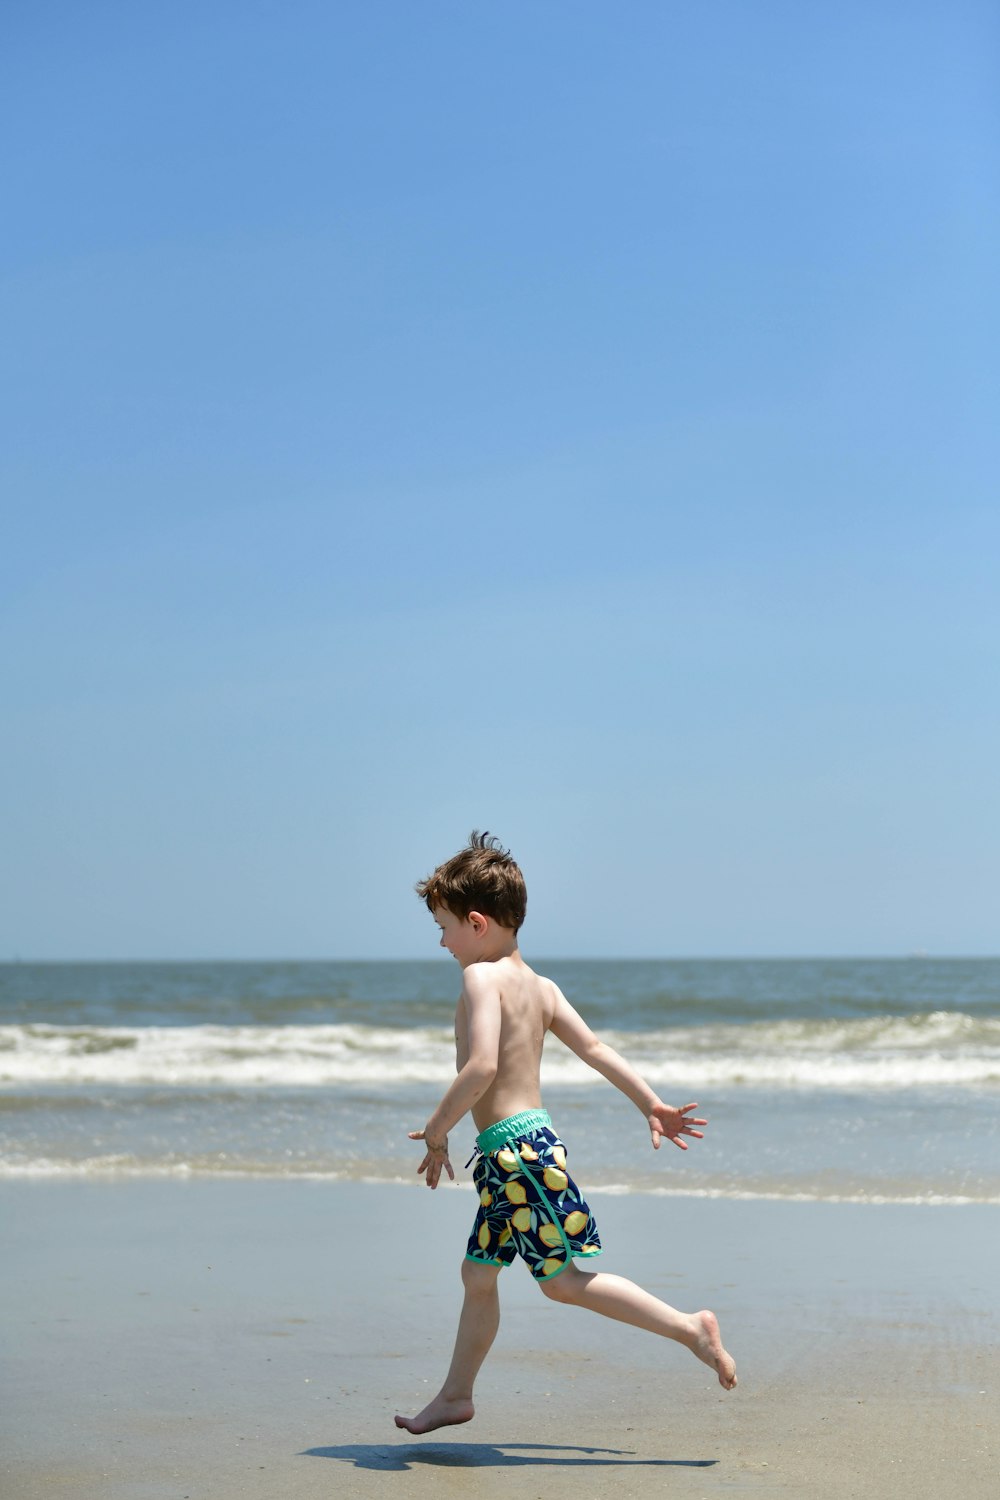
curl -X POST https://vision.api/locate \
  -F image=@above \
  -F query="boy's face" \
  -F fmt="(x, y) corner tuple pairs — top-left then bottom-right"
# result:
(431, 905), (483, 967)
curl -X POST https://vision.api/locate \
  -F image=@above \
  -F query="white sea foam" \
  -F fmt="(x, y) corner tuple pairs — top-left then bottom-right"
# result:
(0, 1022), (456, 1086)
(1, 1014), (999, 1089)
(1, 1153), (996, 1204)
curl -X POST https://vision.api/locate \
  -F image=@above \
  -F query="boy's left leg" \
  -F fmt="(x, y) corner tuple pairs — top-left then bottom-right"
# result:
(395, 1259), (502, 1434)
(539, 1264), (737, 1390)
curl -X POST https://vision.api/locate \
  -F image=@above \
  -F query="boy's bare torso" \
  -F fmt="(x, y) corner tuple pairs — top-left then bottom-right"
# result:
(455, 954), (558, 1132)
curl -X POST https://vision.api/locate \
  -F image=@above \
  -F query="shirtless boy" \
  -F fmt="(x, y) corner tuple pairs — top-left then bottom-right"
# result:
(395, 831), (736, 1435)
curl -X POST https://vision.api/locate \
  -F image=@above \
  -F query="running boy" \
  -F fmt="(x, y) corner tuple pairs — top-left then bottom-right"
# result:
(395, 832), (736, 1435)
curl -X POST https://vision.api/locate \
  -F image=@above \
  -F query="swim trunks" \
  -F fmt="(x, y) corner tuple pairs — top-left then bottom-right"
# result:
(465, 1108), (602, 1281)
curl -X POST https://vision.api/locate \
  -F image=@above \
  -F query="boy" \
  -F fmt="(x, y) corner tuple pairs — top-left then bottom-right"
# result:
(395, 832), (736, 1436)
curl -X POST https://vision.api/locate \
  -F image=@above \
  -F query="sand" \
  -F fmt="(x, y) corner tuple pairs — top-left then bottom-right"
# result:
(3, 1179), (997, 1499)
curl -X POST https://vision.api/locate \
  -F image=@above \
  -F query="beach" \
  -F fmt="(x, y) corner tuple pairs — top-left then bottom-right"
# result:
(4, 1179), (997, 1499)
(3, 960), (997, 1495)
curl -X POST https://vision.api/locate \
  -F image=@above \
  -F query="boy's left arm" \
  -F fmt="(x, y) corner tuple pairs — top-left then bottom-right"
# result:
(410, 964), (502, 1188)
(550, 991), (707, 1150)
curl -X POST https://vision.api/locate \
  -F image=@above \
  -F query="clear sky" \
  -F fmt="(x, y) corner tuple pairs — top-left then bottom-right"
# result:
(2, 2), (998, 960)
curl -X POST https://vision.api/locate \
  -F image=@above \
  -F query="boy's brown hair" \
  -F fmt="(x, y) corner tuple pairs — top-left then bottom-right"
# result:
(416, 830), (527, 935)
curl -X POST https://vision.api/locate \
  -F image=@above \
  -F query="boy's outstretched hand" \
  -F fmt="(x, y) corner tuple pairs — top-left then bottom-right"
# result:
(648, 1102), (707, 1150)
(408, 1129), (455, 1188)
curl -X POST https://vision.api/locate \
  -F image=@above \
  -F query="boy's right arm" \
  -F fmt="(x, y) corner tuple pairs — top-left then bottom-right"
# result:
(410, 964), (502, 1187)
(549, 990), (707, 1150)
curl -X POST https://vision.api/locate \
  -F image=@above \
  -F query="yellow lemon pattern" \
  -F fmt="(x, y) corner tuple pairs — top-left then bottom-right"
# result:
(464, 1118), (602, 1282)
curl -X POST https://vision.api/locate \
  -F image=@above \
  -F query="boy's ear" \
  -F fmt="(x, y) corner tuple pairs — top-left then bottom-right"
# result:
(468, 910), (488, 936)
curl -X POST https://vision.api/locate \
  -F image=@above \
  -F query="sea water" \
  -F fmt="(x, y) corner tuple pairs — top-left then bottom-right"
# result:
(1, 958), (997, 1203)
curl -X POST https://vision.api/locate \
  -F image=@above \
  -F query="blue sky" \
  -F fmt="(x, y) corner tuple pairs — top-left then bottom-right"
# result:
(3, 1), (997, 959)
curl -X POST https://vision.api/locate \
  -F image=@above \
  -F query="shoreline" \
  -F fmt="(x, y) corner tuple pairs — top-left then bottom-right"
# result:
(2, 1161), (997, 1206)
(4, 1180), (997, 1498)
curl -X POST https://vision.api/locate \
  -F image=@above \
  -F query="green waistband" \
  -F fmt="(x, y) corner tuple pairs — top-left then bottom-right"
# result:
(476, 1109), (552, 1155)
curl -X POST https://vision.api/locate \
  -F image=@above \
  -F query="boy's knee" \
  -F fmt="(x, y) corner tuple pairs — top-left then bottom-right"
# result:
(461, 1258), (499, 1295)
(538, 1268), (579, 1302)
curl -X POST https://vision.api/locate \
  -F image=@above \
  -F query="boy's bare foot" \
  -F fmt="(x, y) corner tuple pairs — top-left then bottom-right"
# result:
(690, 1310), (737, 1390)
(394, 1394), (475, 1434)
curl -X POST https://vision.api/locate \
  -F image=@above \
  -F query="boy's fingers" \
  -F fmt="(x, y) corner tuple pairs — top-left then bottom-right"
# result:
(409, 1130), (452, 1185)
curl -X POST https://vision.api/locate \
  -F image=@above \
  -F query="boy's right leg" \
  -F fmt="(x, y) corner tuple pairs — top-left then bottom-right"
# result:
(394, 1259), (502, 1434)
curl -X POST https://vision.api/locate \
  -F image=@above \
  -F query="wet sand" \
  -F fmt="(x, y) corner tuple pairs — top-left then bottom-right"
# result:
(3, 1180), (997, 1498)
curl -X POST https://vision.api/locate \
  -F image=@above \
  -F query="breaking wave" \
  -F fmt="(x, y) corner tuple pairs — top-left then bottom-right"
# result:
(2, 1012), (998, 1089)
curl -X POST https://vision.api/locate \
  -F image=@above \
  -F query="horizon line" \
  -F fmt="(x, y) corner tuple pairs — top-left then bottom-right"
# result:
(3, 953), (998, 965)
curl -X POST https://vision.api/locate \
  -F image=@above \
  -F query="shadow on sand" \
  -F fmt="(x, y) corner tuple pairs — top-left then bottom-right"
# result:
(302, 1442), (717, 1471)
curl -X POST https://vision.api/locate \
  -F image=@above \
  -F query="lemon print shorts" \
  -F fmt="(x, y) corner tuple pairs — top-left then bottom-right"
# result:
(465, 1108), (602, 1281)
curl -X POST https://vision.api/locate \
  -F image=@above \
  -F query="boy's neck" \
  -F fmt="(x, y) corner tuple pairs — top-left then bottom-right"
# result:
(461, 932), (521, 968)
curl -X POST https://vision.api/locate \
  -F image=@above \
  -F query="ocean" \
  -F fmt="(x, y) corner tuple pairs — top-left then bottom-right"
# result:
(1, 958), (997, 1204)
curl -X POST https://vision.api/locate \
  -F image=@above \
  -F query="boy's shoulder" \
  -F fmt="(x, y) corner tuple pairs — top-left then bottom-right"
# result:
(463, 955), (557, 995)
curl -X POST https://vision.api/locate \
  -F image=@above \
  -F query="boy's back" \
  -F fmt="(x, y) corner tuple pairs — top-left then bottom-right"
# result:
(455, 953), (559, 1133)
